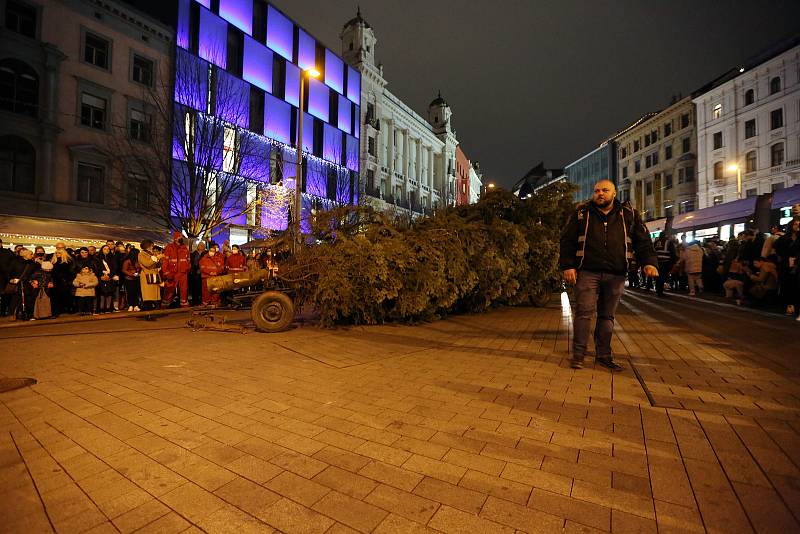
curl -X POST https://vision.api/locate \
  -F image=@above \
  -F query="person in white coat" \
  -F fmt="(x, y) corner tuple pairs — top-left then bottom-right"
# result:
(682, 242), (705, 296)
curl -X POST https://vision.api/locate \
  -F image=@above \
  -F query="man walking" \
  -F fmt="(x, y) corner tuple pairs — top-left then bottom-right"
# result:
(560, 180), (658, 370)
(653, 232), (678, 297)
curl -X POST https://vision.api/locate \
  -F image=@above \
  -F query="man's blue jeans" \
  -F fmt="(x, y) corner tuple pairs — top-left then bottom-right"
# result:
(572, 270), (626, 361)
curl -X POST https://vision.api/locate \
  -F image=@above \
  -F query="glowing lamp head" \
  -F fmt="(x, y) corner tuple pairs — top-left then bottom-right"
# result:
(305, 68), (321, 78)
(487, 183), (496, 188)
(727, 164), (739, 172)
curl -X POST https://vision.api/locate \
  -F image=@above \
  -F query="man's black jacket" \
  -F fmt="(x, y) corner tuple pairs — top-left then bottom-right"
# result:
(559, 199), (657, 275)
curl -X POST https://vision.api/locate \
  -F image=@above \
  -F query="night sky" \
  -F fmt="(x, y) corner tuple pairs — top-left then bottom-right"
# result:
(133, 0), (800, 189)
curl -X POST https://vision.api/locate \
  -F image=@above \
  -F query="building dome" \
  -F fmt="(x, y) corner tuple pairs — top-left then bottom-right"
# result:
(343, 7), (371, 30)
(430, 90), (447, 107)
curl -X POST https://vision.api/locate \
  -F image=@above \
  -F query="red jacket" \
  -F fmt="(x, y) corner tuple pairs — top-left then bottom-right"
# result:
(225, 252), (247, 274)
(199, 253), (225, 278)
(162, 242), (191, 276)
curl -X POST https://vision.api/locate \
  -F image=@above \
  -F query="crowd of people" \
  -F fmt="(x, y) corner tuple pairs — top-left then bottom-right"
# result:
(0, 231), (273, 321)
(631, 219), (800, 319)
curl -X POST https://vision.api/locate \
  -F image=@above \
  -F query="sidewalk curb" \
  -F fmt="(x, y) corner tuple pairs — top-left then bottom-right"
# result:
(0, 307), (197, 329)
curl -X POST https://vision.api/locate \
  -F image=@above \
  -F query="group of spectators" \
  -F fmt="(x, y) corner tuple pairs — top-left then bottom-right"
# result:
(633, 219), (800, 319)
(0, 231), (273, 321)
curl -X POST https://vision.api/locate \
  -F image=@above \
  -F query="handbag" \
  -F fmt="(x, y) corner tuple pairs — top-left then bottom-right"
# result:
(145, 272), (161, 285)
(34, 288), (52, 319)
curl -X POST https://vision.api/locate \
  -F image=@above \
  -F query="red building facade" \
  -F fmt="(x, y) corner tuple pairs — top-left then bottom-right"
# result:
(455, 145), (471, 206)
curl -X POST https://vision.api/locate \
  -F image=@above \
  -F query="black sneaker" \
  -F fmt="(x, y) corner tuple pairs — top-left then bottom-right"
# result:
(596, 358), (625, 372)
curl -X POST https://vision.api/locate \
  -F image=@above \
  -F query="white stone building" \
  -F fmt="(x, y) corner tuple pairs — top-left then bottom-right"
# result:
(468, 163), (482, 204)
(693, 37), (800, 208)
(339, 10), (459, 215)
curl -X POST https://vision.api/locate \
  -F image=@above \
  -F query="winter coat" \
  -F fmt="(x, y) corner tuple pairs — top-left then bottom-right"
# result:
(122, 258), (140, 281)
(0, 247), (14, 285)
(559, 199), (657, 275)
(653, 236), (678, 266)
(96, 253), (118, 295)
(162, 241), (191, 277)
(73, 271), (98, 297)
(199, 253), (225, 278)
(225, 252), (247, 274)
(73, 255), (100, 276)
(682, 244), (704, 274)
(138, 249), (162, 302)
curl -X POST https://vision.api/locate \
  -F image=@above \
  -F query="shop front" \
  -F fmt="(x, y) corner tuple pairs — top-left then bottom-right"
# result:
(0, 215), (168, 252)
(771, 184), (800, 227)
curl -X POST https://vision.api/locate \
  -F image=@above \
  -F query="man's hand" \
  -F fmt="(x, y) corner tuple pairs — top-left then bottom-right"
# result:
(563, 269), (577, 285)
(642, 265), (659, 278)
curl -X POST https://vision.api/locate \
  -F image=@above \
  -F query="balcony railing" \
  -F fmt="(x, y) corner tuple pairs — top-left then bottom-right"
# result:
(786, 159), (800, 169)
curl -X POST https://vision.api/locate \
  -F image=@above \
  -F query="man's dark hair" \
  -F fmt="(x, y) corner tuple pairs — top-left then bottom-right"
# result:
(140, 239), (153, 250)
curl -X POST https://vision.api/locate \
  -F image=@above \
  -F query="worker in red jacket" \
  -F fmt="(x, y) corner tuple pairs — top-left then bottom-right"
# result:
(225, 244), (247, 275)
(161, 231), (191, 307)
(199, 243), (225, 306)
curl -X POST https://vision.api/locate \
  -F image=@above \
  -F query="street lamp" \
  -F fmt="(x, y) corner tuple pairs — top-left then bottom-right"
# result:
(727, 163), (742, 200)
(294, 67), (321, 253)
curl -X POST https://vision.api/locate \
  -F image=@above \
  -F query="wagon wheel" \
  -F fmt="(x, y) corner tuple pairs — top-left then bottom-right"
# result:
(251, 291), (294, 332)
(530, 286), (553, 307)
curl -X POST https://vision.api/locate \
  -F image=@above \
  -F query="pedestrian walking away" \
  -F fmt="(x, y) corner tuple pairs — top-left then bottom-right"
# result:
(559, 180), (658, 371)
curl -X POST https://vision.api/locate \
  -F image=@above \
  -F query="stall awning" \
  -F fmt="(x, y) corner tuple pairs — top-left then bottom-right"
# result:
(672, 197), (756, 230)
(0, 215), (168, 248)
(772, 184), (800, 209)
(645, 218), (667, 234)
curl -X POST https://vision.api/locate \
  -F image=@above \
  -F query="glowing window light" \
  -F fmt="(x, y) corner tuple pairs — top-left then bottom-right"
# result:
(338, 95), (351, 134)
(307, 78), (329, 122)
(284, 62), (300, 107)
(346, 66), (360, 104)
(219, 0), (252, 35)
(297, 29), (316, 71)
(266, 5), (293, 61)
(242, 35), (273, 93)
(198, 8), (227, 68)
(324, 49), (344, 95)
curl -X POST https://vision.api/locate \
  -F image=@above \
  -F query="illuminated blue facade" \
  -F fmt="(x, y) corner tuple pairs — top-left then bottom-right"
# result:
(174, 0), (361, 241)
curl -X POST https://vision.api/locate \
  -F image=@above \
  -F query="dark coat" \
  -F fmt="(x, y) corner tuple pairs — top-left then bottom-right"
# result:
(559, 199), (657, 275)
(0, 247), (14, 284)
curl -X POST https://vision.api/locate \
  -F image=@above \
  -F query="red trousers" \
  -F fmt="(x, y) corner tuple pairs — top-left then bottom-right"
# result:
(201, 278), (220, 305)
(162, 273), (189, 306)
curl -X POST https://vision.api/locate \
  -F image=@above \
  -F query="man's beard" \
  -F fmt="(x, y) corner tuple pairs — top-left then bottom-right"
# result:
(594, 198), (613, 209)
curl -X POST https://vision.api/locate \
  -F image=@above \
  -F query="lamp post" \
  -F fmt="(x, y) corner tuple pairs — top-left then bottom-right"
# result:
(294, 67), (321, 253)
(728, 163), (742, 200)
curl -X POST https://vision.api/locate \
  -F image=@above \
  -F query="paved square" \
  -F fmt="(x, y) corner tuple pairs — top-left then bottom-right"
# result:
(1, 293), (798, 533)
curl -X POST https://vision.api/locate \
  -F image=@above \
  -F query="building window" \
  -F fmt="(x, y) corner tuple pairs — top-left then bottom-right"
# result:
(634, 160), (640, 173)
(771, 142), (784, 167)
(678, 168), (684, 184)
(622, 165), (628, 178)
(646, 182), (653, 196)
(744, 89), (754, 106)
(744, 119), (756, 139)
(76, 163), (104, 203)
(770, 108), (783, 130)
(5, 1), (36, 38)
(645, 155), (651, 168)
(0, 58), (38, 117)
(652, 152), (659, 165)
(633, 140), (640, 152)
(127, 175), (149, 210)
(745, 150), (756, 173)
(714, 161), (723, 181)
(682, 137), (690, 154)
(0, 135), (35, 193)
(770, 77), (781, 95)
(644, 133), (650, 147)
(664, 122), (672, 137)
(685, 166), (694, 182)
(80, 93), (106, 130)
(713, 195), (724, 205)
(83, 31), (110, 70)
(129, 108), (150, 141)
(665, 145), (672, 160)
(713, 104), (722, 119)
(713, 131), (722, 150)
(131, 54), (154, 86)
(367, 136), (376, 156)
(651, 129), (658, 143)
(620, 147), (627, 159)
(680, 113), (690, 128)
(222, 126), (239, 173)
(665, 174), (673, 189)
(746, 188), (758, 198)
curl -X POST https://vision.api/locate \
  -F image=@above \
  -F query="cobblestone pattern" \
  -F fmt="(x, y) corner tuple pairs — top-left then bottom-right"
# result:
(1, 293), (799, 533)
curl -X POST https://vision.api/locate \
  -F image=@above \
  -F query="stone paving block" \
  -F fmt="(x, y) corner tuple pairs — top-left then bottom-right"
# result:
(315, 429), (366, 452)
(373, 513), (435, 534)
(234, 436), (285, 461)
(428, 504), (514, 534)
(501, 462), (573, 495)
(480, 495), (564, 533)
(51, 504), (107, 534)
(214, 476), (282, 516)
(133, 511), (192, 534)
(733, 481), (799, 533)
(392, 436), (450, 460)
(158, 482), (225, 523)
(312, 445), (371, 473)
(612, 471), (652, 499)
(363, 483), (439, 525)
(269, 450), (328, 478)
(196, 503), (274, 534)
(653, 500), (705, 534)
(265, 470), (331, 507)
(611, 509), (658, 533)
(527, 486), (611, 531)
(412, 476), (486, 514)
(428, 430), (486, 454)
(541, 455), (611, 487)
(692, 489), (754, 534)
(402, 453), (466, 485)
(442, 447), (505, 476)
(357, 460), (423, 492)
(354, 440), (410, 466)
(571, 479), (655, 520)
(224, 452), (283, 483)
(111, 499), (171, 533)
(312, 465), (378, 500)
(40, 482), (98, 523)
(458, 469), (532, 505)
(311, 490), (388, 533)
(578, 449), (649, 478)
